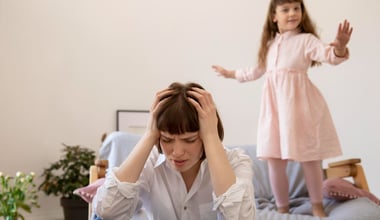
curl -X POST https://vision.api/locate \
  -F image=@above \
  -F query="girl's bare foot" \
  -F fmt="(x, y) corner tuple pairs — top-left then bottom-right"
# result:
(312, 203), (327, 217)
(277, 205), (289, 214)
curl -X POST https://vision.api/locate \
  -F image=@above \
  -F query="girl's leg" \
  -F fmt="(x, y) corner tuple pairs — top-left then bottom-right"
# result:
(301, 160), (327, 217)
(267, 158), (289, 213)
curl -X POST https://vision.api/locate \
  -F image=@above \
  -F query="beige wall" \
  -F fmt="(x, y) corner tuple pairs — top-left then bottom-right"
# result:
(1, 0), (379, 218)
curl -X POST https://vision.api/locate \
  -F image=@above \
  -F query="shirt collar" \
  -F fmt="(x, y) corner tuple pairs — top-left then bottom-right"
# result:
(154, 153), (166, 168)
(276, 29), (300, 40)
(153, 153), (208, 176)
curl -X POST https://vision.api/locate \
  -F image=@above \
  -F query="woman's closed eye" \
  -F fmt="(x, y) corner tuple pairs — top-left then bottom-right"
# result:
(161, 138), (173, 143)
(184, 138), (198, 143)
(161, 137), (198, 144)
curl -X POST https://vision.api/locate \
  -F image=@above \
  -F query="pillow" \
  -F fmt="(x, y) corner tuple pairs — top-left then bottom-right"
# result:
(73, 178), (105, 203)
(323, 178), (380, 205)
(74, 131), (141, 204)
(99, 131), (141, 169)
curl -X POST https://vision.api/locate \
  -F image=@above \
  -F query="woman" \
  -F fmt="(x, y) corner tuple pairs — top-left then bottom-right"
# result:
(92, 82), (256, 219)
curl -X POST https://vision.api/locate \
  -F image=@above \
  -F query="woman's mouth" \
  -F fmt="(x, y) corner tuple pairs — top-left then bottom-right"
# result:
(173, 159), (186, 167)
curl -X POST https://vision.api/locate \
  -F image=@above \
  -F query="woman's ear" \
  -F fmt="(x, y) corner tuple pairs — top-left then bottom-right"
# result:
(156, 138), (163, 154)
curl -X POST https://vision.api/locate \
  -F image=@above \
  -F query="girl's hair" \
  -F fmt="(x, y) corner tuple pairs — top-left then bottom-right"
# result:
(156, 82), (224, 156)
(257, 0), (321, 69)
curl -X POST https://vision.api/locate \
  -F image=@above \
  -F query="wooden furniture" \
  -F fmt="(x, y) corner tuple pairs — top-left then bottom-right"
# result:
(88, 159), (108, 220)
(324, 158), (369, 191)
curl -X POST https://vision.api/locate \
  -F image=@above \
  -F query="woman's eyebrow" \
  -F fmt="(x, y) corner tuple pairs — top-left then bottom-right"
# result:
(182, 135), (199, 140)
(161, 135), (173, 139)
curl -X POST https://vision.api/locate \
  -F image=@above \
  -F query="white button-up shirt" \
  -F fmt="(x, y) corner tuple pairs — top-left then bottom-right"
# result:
(93, 147), (256, 220)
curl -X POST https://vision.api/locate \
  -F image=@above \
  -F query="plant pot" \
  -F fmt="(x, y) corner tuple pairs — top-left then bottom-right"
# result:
(4, 215), (18, 220)
(60, 197), (88, 220)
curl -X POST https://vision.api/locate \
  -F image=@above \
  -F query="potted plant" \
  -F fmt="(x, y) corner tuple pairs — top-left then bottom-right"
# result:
(38, 143), (96, 220)
(0, 171), (40, 220)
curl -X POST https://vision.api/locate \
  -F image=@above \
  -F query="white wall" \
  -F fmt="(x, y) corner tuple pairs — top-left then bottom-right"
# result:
(0, 0), (379, 218)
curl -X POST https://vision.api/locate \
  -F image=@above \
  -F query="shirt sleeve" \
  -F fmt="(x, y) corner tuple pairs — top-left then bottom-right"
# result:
(305, 34), (349, 65)
(92, 168), (142, 220)
(235, 66), (266, 82)
(212, 148), (256, 220)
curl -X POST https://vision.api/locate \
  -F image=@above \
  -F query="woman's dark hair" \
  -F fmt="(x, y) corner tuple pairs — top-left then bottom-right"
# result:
(156, 82), (224, 157)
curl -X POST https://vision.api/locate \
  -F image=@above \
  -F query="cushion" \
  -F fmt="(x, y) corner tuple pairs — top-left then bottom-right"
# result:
(227, 144), (309, 201)
(323, 177), (380, 205)
(74, 178), (105, 203)
(99, 131), (141, 169)
(74, 131), (141, 204)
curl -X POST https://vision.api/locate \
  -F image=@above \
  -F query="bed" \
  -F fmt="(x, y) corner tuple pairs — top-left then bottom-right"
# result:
(79, 131), (380, 220)
(76, 110), (380, 220)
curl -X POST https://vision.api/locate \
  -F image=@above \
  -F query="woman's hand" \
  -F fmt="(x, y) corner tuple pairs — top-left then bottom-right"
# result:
(145, 88), (173, 140)
(330, 19), (353, 57)
(186, 87), (219, 141)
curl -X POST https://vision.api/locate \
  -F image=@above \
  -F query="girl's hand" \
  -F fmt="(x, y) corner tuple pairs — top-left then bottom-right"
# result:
(330, 19), (353, 57)
(187, 87), (219, 141)
(211, 65), (236, 79)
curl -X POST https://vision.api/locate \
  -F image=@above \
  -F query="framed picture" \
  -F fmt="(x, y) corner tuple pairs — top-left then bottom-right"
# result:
(116, 110), (149, 134)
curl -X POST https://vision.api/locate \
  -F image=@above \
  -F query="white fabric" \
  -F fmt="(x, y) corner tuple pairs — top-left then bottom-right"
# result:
(93, 147), (255, 220)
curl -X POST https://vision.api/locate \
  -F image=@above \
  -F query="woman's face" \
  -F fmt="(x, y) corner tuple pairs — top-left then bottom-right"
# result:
(160, 131), (203, 173)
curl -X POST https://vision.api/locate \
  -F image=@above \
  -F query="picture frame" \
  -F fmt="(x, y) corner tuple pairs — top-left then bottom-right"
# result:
(116, 110), (149, 134)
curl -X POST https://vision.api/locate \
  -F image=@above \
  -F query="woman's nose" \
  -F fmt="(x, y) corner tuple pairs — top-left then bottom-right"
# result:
(172, 144), (185, 157)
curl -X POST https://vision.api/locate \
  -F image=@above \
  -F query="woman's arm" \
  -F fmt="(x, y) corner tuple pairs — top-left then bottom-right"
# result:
(187, 87), (235, 196)
(93, 88), (174, 219)
(115, 88), (173, 182)
(188, 87), (256, 219)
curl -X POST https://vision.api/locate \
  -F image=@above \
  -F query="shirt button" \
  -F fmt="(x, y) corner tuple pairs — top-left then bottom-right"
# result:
(184, 206), (187, 210)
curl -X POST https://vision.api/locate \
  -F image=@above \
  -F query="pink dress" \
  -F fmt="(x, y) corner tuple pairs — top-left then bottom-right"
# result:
(236, 30), (348, 162)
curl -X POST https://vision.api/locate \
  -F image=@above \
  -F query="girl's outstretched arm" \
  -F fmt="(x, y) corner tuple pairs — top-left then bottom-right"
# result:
(211, 65), (236, 79)
(330, 19), (353, 57)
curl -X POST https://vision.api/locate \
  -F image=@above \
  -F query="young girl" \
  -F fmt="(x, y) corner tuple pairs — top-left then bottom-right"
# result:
(92, 82), (256, 220)
(212, 0), (353, 217)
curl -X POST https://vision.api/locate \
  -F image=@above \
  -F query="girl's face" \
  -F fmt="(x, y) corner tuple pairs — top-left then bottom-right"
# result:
(273, 2), (302, 33)
(160, 131), (203, 174)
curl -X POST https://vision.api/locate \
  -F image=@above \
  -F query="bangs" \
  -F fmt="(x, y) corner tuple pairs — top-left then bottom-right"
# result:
(156, 93), (199, 134)
(274, 0), (302, 6)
